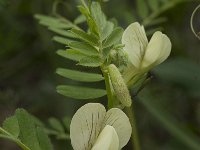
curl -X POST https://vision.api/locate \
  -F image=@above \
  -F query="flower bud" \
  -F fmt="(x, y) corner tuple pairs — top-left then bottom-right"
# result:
(108, 64), (132, 107)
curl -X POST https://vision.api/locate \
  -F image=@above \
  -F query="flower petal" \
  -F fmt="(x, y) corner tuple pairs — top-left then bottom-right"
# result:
(70, 103), (106, 150)
(122, 22), (148, 68)
(155, 33), (171, 65)
(91, 125), (119, 150)
(141, 31), (171, 68)
(103, 108), (132, 149)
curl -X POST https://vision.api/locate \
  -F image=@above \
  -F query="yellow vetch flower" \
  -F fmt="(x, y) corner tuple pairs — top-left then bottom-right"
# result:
(70, 103), (132, 150)
(122, 22), (172, 85)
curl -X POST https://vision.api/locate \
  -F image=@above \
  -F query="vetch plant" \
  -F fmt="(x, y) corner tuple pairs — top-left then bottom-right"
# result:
(0, 0), (175, 150)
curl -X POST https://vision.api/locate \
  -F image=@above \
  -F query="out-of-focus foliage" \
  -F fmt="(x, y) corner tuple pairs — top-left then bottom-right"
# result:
(0, 0), (200, 150)
(0, 109), (53, 150)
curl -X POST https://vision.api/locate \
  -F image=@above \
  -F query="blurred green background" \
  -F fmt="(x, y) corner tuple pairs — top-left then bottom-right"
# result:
(0, 0), (200, 149)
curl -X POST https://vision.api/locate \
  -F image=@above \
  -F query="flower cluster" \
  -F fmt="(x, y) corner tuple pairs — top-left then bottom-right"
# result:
(122, 22), (171, 86)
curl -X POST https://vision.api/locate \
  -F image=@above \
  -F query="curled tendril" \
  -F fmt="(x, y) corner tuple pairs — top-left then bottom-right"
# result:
(190, 4), (200, 40)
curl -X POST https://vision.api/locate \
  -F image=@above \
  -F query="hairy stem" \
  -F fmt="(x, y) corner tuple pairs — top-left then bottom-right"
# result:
(125, 106), (141, 150)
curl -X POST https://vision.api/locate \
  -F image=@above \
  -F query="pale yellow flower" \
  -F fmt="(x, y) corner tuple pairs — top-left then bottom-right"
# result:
(122, 22), (172, 85)
(70, 103), (132, 150)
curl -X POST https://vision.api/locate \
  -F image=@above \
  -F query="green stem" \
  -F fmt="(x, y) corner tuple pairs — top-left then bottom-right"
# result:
(0, 127), (30, 150)
(125, 106), (141, 150)
(102, 68), (113, 109)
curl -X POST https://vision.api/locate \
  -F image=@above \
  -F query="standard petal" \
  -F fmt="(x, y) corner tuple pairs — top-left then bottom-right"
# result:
(141, 31), (166, 68)
(122, 22), (148, 68)
(70, 103), (106, 150)
(91, 125), (119, 150)
(103, 108), (132, 149)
